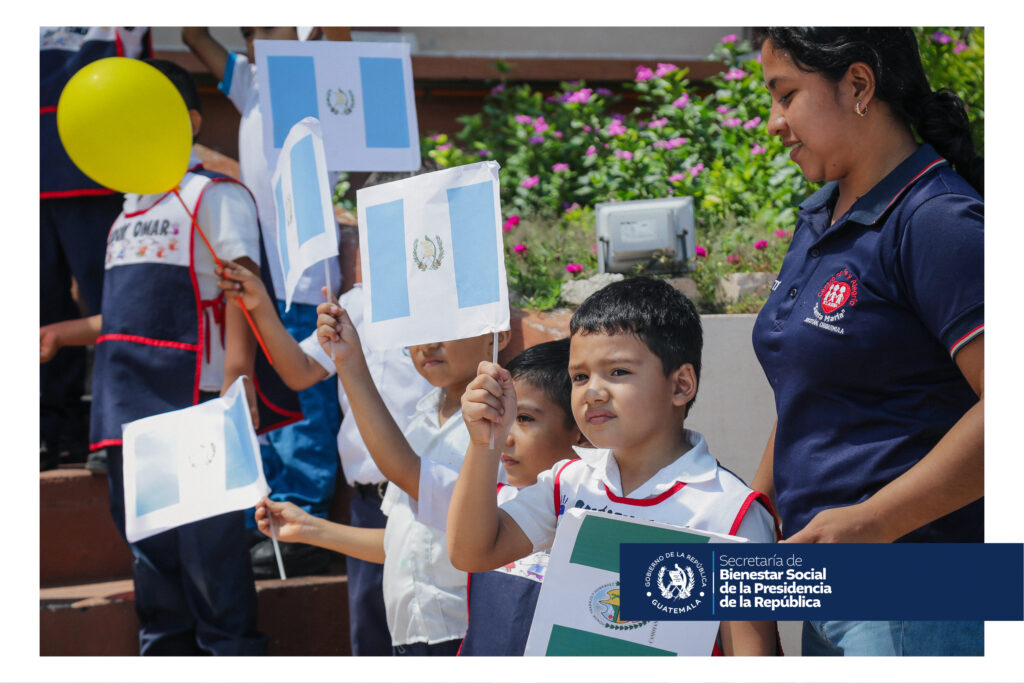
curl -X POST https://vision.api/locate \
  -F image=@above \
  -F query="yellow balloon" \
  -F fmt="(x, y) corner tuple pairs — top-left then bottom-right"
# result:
(57, 57), (192, 195)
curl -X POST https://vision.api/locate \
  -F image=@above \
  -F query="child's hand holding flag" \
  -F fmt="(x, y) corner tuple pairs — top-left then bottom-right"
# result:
(216, 262), (272, 314)
(315, 300), (363, 370)
(461, 361), (517, 449)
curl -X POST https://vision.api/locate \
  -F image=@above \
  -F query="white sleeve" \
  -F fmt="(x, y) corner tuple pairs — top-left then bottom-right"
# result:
(498, 460), (567, 553)
(299, 331), (337, 377)
(414, 457), (460, 532)
(219, 51), (254, 115)
(196, 181), (260, 264)
(733, 500), (777, 544)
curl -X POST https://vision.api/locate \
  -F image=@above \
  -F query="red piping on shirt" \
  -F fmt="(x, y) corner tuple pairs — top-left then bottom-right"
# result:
(603, 481), (685, 506)
(553, 459), (581, 516)
(41, 188), (118, 199)
(950, 323), (984, 357)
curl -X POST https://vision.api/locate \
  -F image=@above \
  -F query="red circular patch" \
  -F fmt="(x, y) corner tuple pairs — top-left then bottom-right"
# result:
(820, 282), (851, 314)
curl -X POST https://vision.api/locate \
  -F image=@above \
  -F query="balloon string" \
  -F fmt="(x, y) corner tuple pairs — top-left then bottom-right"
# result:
(172, 188), (274, 365)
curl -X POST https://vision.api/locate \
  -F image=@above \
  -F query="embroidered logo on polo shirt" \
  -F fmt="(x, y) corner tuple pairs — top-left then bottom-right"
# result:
(803, 268), (859, 335)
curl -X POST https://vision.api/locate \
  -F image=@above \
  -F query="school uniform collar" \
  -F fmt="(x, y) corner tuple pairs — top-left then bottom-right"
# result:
(123, 152), (204, 213)
(414, 386), (460, 429)
(798, 144), (948, 227)
(574, 429), (718, 500)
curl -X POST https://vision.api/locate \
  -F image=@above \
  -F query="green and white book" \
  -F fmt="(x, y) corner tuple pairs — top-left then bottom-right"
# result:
(524, 508), (741, 656)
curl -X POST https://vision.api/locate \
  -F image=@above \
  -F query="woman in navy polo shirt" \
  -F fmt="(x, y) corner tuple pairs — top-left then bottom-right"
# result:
(751, 28), (984, 656)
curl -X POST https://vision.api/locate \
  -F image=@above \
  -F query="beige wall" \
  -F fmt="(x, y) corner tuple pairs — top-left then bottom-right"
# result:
(152, 26), (748, 60)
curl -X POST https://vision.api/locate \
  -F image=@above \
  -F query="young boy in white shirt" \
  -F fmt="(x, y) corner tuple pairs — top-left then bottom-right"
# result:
(448, 277), (780, 655)
(255, 339), (586, 655)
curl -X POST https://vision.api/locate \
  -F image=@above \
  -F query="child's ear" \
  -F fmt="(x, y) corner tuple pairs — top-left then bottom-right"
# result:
(574, 428), (592, 448)
(495, 329), (512, 351)
(670, 364), (697, 408)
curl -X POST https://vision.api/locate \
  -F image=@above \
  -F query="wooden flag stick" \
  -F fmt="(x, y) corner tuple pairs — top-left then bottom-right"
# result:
(489, 331), (499, 450)
(172, 189), (275, 365)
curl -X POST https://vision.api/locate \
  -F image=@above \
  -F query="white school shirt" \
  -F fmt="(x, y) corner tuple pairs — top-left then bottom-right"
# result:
(501, 430), (777, 553)
(220, 52), (341, 305)
(300, 284), (432, 484)
(119, 155), (260, 392)
(379, 387), (472, 646)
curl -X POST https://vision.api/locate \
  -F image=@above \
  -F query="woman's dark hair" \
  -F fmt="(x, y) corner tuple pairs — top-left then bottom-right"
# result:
(506, 338), (574, 429)
(758, 28), (982, 196)
(570, 277), (702, 416)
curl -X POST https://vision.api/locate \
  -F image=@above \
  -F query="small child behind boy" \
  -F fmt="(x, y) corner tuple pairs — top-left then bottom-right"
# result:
(448, 277), (780, 656)
(255, 338), (585, 656)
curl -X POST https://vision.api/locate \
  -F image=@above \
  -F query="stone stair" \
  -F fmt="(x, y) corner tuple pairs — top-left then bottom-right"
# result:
(40, 465), (353, 656)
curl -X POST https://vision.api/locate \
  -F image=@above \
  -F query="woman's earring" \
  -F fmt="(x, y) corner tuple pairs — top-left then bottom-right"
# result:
(855, 100), (868, 117)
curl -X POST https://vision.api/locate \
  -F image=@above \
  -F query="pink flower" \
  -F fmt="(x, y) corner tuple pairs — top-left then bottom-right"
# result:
(726, 254), (740, 264)
(723, 68), (747, 81)
(689, 163), (705, 178)
(503, 215), (520, 232)
(743, 116), (762, 130)
(553, 130), (563, 139)
(533, 117), (550, 134)
(721, 34), (738, 43)
(648, 117), (668, 129)
(668, 172), (687, 182)
(932, 31), (952, 44)
(529, 136), (545, 145)
(774, 229), (792, 239)
(668, 136), (687, 148)
(566, 88), (593, 104)
(754, 240), (768, 250)
(429, 133), (443, 141)
(672, 94), (690, 108)
(597, 88), (613, 96)
(552, 162), (570, 172)
(607, 119), (627, 136)
(586, 145), (598, 156)
(520, 176), (539, 189)
(751, 144), (766, 155)
(565, 263), (583, 274)
(436, 143), (451, 151)
(514, 114), (533, 124)
(615, 149), (634, 160)
(954, 40), (968, 54)
(514, 244), (528, 254)
(655, 62), (678, 78)
(490, 84), (505, 95)
(583, 124), (592, 132)
(635, 65), (655, 82)
(716, 105), (732, 114)
(723, 117), (742, 128)
(564, 202), (581, 213)
(590, 244), (598, 253)
(695, 245), (708, 258)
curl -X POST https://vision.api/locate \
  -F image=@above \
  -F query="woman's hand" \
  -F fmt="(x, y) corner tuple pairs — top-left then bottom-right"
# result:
(782, 502), (888, 543)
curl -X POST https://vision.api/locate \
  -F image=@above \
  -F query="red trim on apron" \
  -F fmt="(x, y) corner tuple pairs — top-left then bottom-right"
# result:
(40, 105), (58, 114)
(89, 437), (123, 452)
(41, 188), (118, 199)
(603, 481), (685, 506)
(96, 333), (199, 352)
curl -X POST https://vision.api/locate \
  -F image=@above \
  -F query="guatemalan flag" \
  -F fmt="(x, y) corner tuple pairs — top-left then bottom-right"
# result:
(356, 161), (510, 351)
(272, 117), (338, 312)
(254, 39), (420, 172)
(121, 377), (269, 543)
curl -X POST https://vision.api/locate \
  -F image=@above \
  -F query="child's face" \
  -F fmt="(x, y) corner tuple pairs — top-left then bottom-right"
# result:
(408, 333), (494, 390)
(500, 380), (579, 488)
(569, 331), (689, 457)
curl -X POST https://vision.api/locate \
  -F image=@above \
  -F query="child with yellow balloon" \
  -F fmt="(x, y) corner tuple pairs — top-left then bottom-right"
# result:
(42, 57), (298, 655)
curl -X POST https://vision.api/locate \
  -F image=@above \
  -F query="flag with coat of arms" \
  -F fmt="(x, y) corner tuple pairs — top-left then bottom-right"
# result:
(355, 161), (510, 351)
(121, 377), (269, 543)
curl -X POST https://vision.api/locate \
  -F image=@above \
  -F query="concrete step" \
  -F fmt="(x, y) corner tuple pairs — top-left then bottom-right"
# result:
(41, 574), (351, 655)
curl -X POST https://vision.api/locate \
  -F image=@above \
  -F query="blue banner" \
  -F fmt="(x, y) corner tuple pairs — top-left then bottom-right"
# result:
(619, 543), (1023, 621)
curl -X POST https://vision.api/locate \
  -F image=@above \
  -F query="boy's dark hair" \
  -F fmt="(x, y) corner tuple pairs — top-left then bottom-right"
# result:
(142, 59), (202, 115)
(506, 339), (573, 429)
(362, 157), (442, 189)
(570, 277), (702, 415)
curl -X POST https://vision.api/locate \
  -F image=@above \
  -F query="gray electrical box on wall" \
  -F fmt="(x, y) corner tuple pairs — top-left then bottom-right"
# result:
(595, 196), (696, 274)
